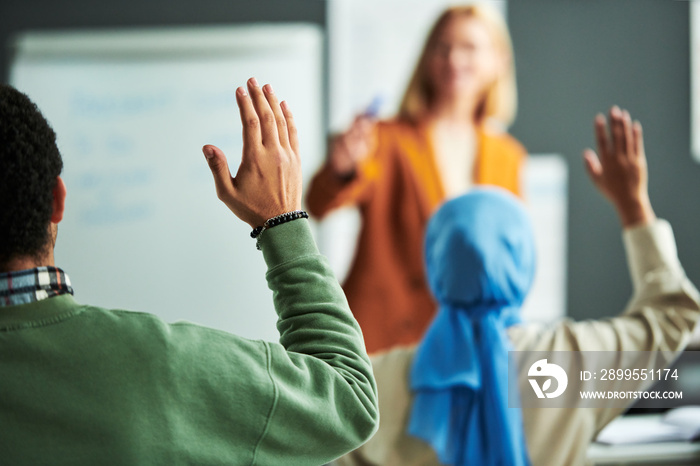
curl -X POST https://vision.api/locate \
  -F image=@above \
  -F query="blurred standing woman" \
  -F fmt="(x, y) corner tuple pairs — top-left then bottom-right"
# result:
(307, 4), (526, 353)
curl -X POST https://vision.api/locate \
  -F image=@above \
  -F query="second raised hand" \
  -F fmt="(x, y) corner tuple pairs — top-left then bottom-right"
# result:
(583, 106), (655, 228)
(202, 77), (302, 229)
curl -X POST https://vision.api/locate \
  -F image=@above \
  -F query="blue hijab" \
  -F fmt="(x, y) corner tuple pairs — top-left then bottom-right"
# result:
(408, 188), (535, 466)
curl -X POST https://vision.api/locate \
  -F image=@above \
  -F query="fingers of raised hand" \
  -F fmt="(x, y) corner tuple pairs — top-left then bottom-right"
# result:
(606, 107), (642, 163)
(280, 100), (300, 157)
(238, 78), (299, 163)
(247, 78), (279, 145)
(610, 106), (627, 155)
(632, 120), (644, 159)
(599, 106), (637, 162)
(262, 84), (290, 149)
(236, 86), (261, 152)
(622, 110), (634, 160)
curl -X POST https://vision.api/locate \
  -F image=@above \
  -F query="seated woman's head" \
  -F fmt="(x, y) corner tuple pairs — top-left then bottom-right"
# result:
(424, 187), (536, 311)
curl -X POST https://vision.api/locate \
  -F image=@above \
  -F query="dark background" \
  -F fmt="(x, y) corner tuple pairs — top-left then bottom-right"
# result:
(1, 0), (697, 321)
(509, 0), (698, 320)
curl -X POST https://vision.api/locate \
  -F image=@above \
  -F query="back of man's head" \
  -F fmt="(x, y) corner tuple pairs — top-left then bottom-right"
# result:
(0, 84), (63, 269)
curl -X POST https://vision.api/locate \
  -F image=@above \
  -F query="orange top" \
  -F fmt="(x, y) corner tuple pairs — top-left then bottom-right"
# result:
(306, 120), (526, 353)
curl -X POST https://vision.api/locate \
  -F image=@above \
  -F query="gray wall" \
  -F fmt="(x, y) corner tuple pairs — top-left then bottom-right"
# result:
(1, 0), (697, 321)
(509, 0), (699, 320)
(0, 0), (326, 87)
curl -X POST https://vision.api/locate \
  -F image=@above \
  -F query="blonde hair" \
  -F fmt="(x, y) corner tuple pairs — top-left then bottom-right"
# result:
(398, 3), (517, 127)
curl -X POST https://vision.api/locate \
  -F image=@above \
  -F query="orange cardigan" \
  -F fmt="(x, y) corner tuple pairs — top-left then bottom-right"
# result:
(306, 120), (526, 353)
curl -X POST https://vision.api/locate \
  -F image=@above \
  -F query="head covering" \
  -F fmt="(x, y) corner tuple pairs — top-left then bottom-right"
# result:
(408, 187), (535, 466)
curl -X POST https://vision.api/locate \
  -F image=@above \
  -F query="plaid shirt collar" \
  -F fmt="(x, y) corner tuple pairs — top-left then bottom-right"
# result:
(0, 266), (74, 307)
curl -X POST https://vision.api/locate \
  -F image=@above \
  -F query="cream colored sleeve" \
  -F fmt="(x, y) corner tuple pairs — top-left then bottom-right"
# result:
(508, 221), (700, 466)
(513, 220), (700, 354)
(588, 219), (700, 354)
(512, 220), (700, 433)
(594, 220), (700, 429)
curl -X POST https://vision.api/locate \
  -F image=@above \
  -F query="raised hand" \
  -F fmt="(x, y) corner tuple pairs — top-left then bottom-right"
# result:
(583, 106), (656, 227)
(328, 115), (376, 178)
(202, 78), (302, 229)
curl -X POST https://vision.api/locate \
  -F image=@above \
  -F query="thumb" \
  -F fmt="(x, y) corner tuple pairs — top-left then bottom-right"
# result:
(202, 144), (235, 201)
(583, 149), (603, 188)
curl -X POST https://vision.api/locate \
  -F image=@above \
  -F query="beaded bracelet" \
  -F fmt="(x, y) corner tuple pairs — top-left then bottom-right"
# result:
(251, 210), (309, 250)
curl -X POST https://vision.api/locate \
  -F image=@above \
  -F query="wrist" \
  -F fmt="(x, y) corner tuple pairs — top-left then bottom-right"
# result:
(617, 196), (656, 228)
(251, 210), (309, 250)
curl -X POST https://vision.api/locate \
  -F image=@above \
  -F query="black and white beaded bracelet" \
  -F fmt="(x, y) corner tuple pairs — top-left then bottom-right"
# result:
(251, 210), (309, 250)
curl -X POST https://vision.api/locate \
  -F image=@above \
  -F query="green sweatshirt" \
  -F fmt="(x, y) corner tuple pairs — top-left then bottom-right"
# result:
(0, 219), (379, 465)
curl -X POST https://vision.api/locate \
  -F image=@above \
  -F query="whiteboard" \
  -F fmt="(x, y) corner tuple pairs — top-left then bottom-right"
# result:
(691, 0), (700, 163)
(10, 25), (324, 342)
(519, 155), (568, 324)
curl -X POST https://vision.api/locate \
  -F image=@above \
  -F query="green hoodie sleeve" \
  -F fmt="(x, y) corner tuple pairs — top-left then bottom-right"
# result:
(150, 219), (378, 465)
(251, 219), (379, 465)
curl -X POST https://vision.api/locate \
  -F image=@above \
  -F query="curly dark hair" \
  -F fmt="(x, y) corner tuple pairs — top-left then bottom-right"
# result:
(0, 84), (63, 268)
